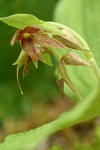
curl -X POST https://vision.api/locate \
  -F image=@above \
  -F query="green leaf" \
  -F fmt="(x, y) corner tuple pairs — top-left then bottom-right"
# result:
(0, 14), (43, 28)
(51, 48), (68, 60)
(0, 86), (99, 150)
(54, 0), (100, 100)
(41, 53), (53, 66)
(54, 0), (100, 68)
(42, 22), (64, 35)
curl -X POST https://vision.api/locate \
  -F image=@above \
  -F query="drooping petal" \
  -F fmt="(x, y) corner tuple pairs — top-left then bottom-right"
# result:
(23, 56), (31, 78)
(13, 50), (26, 65)
(11, 29), (23, 45)
(58, 58), (83, 101)
(33, 46), (46, 63)
(13, 50), (30, 94)
(34, 31), (67, 49)
(21, 38), (39, 56)
(21, 38), (45, 65)
(16, 51), (28, 94)
(11, 26), (40, 46)
(31, 57), (38, 68)
(57, 78), (64, 100)
(16, 64), (23, 95)
(63, 51), (90, 66)
(53, 35), (90, 51)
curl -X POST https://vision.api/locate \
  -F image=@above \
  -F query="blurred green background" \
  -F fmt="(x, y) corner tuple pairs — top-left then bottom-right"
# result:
(0, 0), (59, 142)
(0, 0), (59, 119)
(0, 0), (100, 149)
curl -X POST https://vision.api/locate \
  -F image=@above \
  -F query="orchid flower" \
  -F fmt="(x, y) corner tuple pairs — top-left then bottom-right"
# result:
(11, 24), (90, 99)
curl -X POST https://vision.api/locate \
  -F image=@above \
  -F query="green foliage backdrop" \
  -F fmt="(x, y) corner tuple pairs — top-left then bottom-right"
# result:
(54, 0), (100, 100)
(0, 0), (100, 150)
(0, 0), (58, 120)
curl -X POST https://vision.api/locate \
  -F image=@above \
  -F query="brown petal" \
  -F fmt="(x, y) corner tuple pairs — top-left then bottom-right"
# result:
(23, 26), (40, 34)
(63, 52), (90, 66)
(40, 47), (51, 54)
(11, 26), (40, 46)
(11, 29), (23, 45)
(53, 35), (89, 51)
(35, 31), (66, 49)
(58, 58), (83, 101)
(31, 45), (46, 63)
(23, 56), (31, 78)
(21, 38), (38, 57)
(57, 78), (64, 100)
(31, 57), (38, 68)
(21, 38), (45, 65)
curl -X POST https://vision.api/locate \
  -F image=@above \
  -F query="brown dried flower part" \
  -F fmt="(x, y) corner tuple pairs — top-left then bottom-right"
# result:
(58, 52), (90, 100)
(11, 26), (67, 94)
(11, 25), (90, 98)
(63, 52), (90, 66)
(11, 26), (66, 67)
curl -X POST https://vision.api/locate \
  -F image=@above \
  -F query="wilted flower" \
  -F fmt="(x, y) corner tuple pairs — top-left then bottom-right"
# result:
(58, 53), (90, 100)
(11, 26), (66, 68)
(11, 24), (90, 99)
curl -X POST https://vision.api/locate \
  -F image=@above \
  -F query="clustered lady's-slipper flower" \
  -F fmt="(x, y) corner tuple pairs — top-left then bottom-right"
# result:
(0, 14), (100, 101)
(11, 26), (66, 68)
(11, 25), (67, 94)
(10, 20), (90, 99)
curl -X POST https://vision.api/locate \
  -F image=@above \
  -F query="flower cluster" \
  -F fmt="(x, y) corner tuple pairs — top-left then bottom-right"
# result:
(11, 24), (90, 99)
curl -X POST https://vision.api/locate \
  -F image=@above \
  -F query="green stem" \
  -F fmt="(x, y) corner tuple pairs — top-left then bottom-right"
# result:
(85, 51), (100, 80)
